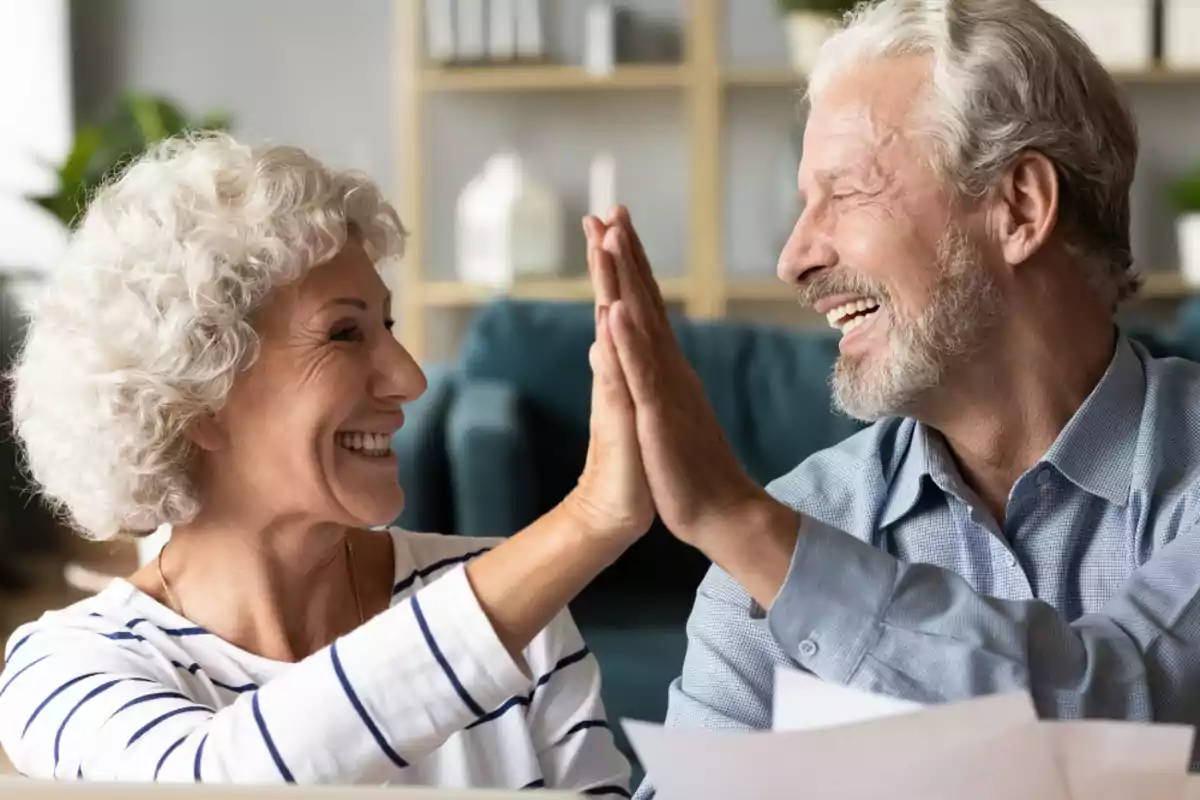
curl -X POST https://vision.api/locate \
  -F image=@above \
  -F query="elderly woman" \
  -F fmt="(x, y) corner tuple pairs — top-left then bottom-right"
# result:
(0, 133), (651, 792)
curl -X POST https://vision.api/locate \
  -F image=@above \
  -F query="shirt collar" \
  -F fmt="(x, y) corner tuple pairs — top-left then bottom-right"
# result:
(878, 333), (1144, 526)
(1040, 334), (1144, 506)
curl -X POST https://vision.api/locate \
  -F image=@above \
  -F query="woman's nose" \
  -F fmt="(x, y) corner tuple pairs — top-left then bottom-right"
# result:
(373, 336), (427, 404)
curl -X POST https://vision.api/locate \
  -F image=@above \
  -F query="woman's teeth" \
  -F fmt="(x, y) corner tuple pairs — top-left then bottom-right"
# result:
(826, 298), (882, 335)
(337, 432), (392, 458)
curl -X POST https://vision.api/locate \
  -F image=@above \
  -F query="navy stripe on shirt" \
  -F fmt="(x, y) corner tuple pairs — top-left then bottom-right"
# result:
(170, 660), (258, 694)
(22, 672), (102, 738)
(411, 594), (485, 716)
(5, 632), (33, 662)
(522, 779), (546, 790)
(54, 677), (151, 769)
(582, 786), (632, 798)
(113, 690), (199, 718)
(330, 641), (408, 769)
(155, 734), (189, 780)
(125, 618), (208, 637)
(0, 654), (51, 701)
(558, 719), (610, 742)
(127, 706), (211, 748)
(469, 647), (593, 729)
(194, 733), (208, 781)
(252, 692), (294, 782)
(391, 547), (492, 596)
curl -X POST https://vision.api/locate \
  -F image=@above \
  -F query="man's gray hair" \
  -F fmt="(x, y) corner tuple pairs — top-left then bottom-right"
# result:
(809, 0), (1140, 305)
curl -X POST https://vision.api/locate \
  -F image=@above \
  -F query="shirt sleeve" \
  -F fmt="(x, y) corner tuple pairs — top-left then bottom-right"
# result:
(632, 564), (791, 800)
(523, 610), (630, 797)
(768, 515), (1200, 726)
(0, 565), (530, 783)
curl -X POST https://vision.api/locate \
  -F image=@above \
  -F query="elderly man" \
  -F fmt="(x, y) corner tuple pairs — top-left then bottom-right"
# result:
(580, 0), (1200, 795)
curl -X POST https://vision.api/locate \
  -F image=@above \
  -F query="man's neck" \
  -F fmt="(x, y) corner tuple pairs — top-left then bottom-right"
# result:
(918, 294), (1116, 525)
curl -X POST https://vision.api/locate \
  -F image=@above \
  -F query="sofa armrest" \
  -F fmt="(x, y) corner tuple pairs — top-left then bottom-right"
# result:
(446, 380), (541, 538)
(392, 364), (457, 533)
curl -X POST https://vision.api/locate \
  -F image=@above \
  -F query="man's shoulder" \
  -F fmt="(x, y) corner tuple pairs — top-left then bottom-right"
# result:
(766, 416), (915, 534)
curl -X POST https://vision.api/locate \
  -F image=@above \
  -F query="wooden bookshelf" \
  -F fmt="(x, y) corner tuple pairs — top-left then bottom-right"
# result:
(395, 3), (1200, 361)
(420, 276), (690, 307)
(419, 64), (689, 92)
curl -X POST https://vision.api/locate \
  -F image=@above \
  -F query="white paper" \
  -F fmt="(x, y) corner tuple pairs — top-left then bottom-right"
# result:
(0, 782), (576, 799)
(772, 667), (921, 732)
(1044, 720), (1194, 800)
(625, 691), (1069, 800)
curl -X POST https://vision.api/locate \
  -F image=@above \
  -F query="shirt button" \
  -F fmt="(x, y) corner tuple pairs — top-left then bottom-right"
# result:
(1036, 469), (1052, 486)
(798, 639), (819, 659)
(1006, 551), (1018, 567)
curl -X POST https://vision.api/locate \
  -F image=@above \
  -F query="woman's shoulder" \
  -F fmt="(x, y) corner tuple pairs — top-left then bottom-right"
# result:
(2, 579), (172, 669)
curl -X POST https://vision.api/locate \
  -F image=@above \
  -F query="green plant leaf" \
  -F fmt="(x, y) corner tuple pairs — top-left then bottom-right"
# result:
(1174, 171), (1200, 213)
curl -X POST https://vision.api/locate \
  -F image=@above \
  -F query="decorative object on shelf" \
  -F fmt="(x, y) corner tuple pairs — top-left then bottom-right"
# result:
(488, 0), (517, 61)
(588, 151), (617, 217)
(1165, 0), (1200, 70)
(585, 3), (617, 76)
(1174, 166), (1200, 286)
(455, 152), (565, 287)
(425, 0), (455, 63)
(515, 0), (544, 60)
(776, 0), (857, 76)
(455, 0), (487, 62)
(1036, 0), (1154, 72)
(425, 0), (545, 65)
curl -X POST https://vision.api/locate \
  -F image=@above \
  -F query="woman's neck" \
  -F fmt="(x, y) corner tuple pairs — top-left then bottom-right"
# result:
(129, 517), (394, 662)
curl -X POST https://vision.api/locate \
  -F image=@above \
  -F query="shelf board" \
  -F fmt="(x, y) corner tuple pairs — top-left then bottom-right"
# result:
(721, 67), (807, 89)
(419, 64), (690, 92)
(725, 272), (1198, 304)
(420, 276), (690, 307)
(721, 65), (1200, 89)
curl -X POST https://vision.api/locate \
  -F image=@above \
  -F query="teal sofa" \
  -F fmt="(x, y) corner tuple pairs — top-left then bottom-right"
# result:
(392, 299), (866, 769)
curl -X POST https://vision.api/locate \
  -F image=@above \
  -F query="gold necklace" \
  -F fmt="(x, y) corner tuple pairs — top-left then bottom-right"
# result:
(156, 535), (367, 628)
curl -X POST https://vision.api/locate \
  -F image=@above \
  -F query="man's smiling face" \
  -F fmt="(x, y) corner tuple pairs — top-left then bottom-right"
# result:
(777, 55), (1003, 422)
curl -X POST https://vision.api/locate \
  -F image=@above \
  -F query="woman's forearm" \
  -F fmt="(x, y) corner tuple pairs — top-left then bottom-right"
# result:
(465, 500), (631, 661)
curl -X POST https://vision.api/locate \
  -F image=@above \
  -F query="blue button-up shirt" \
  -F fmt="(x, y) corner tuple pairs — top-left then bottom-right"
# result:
(635, 335), (1200, 798)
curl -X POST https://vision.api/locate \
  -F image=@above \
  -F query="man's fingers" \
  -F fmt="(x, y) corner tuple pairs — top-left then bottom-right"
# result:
(611, 205), (668, 317)
(608, 299), (661, 412)
(604, 226), (655, 333)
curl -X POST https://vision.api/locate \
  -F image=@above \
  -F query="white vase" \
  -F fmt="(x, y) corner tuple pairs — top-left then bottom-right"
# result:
(1036, 0), (1153, 71)
(1179, 214), (1200, 287)
(785, 12), (839, 76)
(1165, 0), (1200, 70)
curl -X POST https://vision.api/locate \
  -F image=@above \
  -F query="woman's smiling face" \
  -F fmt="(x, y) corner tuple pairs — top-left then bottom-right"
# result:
(200, 238), (426, 529)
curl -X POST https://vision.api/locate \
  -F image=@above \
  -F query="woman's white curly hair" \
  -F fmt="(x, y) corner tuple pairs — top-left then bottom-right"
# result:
(11, 132), (406, 541)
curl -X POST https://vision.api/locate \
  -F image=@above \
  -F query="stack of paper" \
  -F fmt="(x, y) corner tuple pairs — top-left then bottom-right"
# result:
(624, 667), (1197, 800)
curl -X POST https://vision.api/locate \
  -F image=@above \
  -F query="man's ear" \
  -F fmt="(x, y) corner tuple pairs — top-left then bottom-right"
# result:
(187, 412), (227, 453)
(993, 150), (1059, 267)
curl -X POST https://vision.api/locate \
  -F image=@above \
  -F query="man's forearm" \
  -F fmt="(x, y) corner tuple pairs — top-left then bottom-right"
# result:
(692, 494), (802, 611)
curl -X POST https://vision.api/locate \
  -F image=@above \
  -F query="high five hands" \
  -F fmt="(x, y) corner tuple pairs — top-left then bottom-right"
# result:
(564, 206), (802, 605)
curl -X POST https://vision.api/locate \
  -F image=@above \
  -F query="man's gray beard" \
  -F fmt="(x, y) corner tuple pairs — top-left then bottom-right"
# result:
(832, 226), (1002, 422)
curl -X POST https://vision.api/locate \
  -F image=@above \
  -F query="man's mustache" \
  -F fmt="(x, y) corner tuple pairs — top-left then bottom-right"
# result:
(794, 268), (891, 309)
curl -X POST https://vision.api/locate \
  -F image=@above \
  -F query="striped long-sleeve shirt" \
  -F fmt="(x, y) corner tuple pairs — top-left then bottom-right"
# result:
(0, 529), (630, 794)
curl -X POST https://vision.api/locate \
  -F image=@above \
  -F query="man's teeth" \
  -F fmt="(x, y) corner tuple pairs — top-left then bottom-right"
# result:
(337, 432), (392, 457)
(826, 298), (881, 333)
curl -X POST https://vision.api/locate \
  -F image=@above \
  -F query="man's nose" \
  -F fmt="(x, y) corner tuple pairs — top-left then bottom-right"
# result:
(777, 206), (837, 285)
